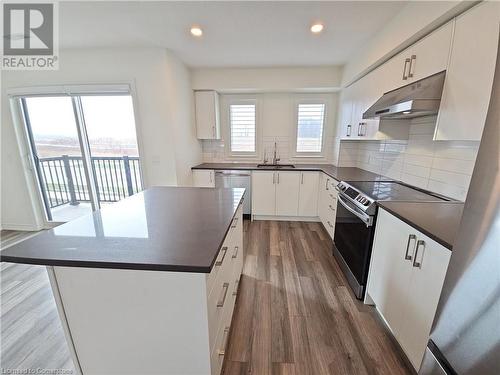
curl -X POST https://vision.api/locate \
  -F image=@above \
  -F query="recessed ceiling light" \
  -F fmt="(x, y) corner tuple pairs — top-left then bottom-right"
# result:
(310, 23), (324, 34)
(190, 26), (203, 37)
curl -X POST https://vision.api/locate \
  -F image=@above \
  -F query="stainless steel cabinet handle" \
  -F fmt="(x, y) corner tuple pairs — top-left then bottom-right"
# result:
(273, 172), (275, 184)
(232, 279), (239, 296)
(217, 282), (230, 307)
(402, 58), (410, 80)
(346, 124), (352, 137)
(277, 172), (280, 184)
(215, 247), (228, 266)
(232, 246), (239, 259)
(327, 220), (334, 228)
(218, 327), (230, 356)
(413, 240), (425, 268)
(210, 171), (213, 183)
(405, 234), (417, 261)
(329, 204), (335, 211)
(326, 178), (329, 190)
(231, 218), (238, 228)
(408, 55), (416, 78)
(301, 173), (304, 184)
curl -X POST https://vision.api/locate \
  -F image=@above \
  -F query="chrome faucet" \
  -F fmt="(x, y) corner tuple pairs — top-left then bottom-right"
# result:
(272, 142), (280, 165)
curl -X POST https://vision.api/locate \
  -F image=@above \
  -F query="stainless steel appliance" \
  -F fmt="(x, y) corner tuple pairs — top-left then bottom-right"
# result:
(419, 38), (500, 375)
(334, 181), (449, 299)
(363, 71), (446, 120)
(215, 170), (251, 216)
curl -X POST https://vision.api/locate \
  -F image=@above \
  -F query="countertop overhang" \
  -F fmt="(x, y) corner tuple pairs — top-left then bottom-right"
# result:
(1, 187), (245, 273)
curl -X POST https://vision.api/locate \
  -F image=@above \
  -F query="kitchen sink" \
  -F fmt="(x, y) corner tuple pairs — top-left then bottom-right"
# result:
(256, 164), (295, 168)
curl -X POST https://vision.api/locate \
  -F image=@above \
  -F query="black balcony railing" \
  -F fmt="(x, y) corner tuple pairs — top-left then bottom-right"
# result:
(38, 155), (143, 209)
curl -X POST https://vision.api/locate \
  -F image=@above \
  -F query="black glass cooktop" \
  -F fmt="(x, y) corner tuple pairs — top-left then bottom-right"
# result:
(348, 181), (448, 202)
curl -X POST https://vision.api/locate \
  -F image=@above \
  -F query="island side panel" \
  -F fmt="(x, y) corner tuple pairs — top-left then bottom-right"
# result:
(51, 266), (211, 375)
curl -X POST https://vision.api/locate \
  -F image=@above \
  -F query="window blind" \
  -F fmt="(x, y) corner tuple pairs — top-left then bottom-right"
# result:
(296, 103), (325, 153)
(230, 104), (256, 153)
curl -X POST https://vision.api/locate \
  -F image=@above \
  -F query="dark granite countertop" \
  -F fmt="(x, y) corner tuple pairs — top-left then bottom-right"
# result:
(192, 163), (392, 182)
(377, 201), (465, 250)
(0, 187), (245, 272)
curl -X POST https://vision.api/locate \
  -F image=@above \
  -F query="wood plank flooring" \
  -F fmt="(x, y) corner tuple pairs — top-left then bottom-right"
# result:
(0, 223), (412, 374)
(0, 262), (75, 372)
(223, 220), (413, 375)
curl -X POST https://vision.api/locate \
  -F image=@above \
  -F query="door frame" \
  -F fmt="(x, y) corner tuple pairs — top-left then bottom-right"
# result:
(8, 83), (145, 228)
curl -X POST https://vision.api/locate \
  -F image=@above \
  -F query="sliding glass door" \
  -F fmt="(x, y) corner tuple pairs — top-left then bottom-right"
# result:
(20, 92), (143, 223)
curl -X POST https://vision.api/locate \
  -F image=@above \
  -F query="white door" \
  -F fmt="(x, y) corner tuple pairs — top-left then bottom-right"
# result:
(407, 22), (453, 82)
(192, 170), (215, 188)
(251, 171), (276, 216)
(298, 172), (319, 217)
(367, 209), (416, 337)
(434, 1), (500, 141)
(398, 236), (451, 370)
(275, 171), (300, 216)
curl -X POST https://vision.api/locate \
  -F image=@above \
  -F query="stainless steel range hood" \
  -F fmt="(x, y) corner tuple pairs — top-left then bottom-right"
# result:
(363, 71), (446, 120)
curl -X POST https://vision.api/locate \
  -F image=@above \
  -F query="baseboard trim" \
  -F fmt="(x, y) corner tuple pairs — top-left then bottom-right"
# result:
(252, 215), (320, 222)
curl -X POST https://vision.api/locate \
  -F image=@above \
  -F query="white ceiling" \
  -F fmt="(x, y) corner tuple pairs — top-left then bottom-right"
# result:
(60, 1), (408, 68)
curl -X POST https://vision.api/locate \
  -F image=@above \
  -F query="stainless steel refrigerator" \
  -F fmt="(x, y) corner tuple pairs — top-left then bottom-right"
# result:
(419, 39), (500, 374)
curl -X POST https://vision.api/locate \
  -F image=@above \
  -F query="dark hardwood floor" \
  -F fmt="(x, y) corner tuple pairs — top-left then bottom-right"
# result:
(223, 220), (413, 375)
(1, 222), (412, 374)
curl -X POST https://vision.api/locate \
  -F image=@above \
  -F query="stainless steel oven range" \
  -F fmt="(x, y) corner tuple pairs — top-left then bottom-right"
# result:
(333, 180), (449, 300)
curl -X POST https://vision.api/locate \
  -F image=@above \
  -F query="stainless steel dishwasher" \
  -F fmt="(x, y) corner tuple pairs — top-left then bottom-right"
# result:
(215, 170), (251, 216)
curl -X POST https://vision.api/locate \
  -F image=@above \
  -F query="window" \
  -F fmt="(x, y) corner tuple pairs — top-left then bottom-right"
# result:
(296, 103), (326, 154)
(17, 86), (143, 223)
(229, 103), (256, 153)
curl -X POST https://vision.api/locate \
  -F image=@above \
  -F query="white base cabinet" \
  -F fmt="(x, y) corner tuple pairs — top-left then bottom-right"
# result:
(298, 172), (319, 217)
(193, 169), (215, 187)
(252, 171), (321, 219)
(318, 173), (338, 238)
(48, 206), (243, 375)
(367, 208), (451, 371)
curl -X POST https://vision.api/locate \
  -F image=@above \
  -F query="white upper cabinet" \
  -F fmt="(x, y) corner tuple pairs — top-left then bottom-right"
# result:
(338, 19), (454, 141)
(405, 22), (453, 83)
(297, 172), (319, 217)
(195, 90), (221, 139)
(434, 2), (500, 141)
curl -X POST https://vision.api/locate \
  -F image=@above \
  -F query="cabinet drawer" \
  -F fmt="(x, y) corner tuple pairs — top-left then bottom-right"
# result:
(207, 256), (234, 349)
(210, 292), (235, 375)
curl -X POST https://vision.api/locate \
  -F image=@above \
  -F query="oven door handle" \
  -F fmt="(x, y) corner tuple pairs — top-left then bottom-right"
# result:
(337, 194), (373, 227)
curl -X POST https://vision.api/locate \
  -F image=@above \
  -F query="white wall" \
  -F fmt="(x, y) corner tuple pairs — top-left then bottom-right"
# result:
(202, 92), (338, 164)
(1, 47), (201, 229)
(342, 1), (471, 86)
(338, 116), (479, 201)
(191, 66), (342, 92)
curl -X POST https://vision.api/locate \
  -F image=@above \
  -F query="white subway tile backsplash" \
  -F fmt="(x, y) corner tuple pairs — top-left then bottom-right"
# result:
(338, 116), (479, 201)
(431, 157), (476, 175)
(429, 169), (471, 188)
(427, 180), (468, 201)
(403, 163), (431, 179)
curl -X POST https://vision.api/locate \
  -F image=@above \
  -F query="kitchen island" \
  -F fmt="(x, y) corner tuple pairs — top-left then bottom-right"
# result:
(1, 187), (245, 375)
